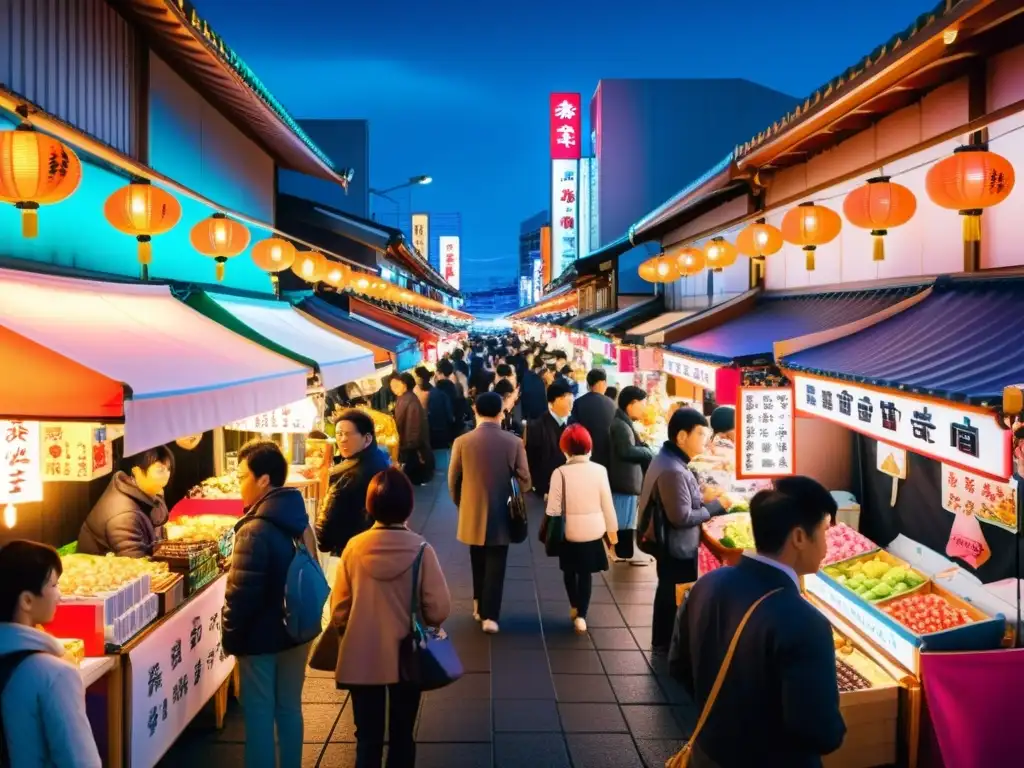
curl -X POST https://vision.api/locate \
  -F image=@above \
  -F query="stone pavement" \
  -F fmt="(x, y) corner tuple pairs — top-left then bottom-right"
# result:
(162, 473), (696, 767)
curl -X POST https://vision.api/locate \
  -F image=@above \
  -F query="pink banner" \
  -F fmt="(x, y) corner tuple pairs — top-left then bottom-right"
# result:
(920, 648), (1024, 768)
(169, 496), (244, 521)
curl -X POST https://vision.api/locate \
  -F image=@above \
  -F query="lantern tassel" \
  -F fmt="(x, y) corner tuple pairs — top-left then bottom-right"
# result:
(18, 203), (39, 238)
(962, 210), (981, 243)
(137, 236), (153, 266)
(805, 247), (816, 271)
(215, 257), (227, 282)
(871, 230), (886, 262)
(271, 273), (280, 298)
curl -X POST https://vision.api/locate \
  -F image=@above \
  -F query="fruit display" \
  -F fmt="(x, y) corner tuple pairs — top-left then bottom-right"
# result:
(881, 593), (974, 635)
(823, 523), (877, 565)
(823, 554), (925, 602)
(836, 659), (872, 692)
(166, 514), (236, 544)
(186, 474), (240, 499)
(705, 513), (754, 550)
(357, 406), (399, 462)
(59, 553), (167, 597)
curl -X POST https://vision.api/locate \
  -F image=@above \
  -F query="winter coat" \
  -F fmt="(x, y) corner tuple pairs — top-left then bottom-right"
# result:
(76, 471), (168, 558)
(222, 487), (317, 657)
(394, 390), (431, 454)
(426, 386), (456, 450)
(435, 378), (465, 436)
(569, 391), (617, 468)
(450, 423), (531, 546)
(608, 409), (654, 496)
(546, 457), (618, 543)
(0, 624), (102, 768)
(331, 526), (451, 687)
(315, 444), (391, 555)
(524, 412), (566, 496)
(519, 371), (547, 421)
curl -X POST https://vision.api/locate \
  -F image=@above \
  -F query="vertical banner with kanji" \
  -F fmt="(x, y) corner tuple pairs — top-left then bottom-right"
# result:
(550, 159), (579, 281)
(128, 576), (234, 768)
(549, 92), (581, 160)
(0, 420), (43, 518)
(940, 463), (1018, 532)
(736, 387), (795, 480)
(438, 235), (460, 290)
(411, 213), (429, 263)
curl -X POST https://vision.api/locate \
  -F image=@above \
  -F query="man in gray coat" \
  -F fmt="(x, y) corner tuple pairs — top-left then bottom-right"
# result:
(450, 392), (531, 634)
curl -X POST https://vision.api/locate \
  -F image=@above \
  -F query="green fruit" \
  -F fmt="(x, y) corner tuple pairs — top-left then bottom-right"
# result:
(892, 582), (909, 594)
(824, 567), (840, 578)
(905, 574), (923, 588)
(862, 578), (880, 590)
(836, 575), (848, 585)
(869, 583), (892, 599)
(719, 536), (735, 549)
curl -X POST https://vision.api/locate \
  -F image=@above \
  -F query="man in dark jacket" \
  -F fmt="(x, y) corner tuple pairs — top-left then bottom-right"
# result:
(519, 357), (549, 421)
(669, 477), (846, 768)
(77, 447), (173, 558)
(436, 359), (467, 433)
(316, 409), (391, 556)
(223, 439), (317, 768)
(607, 386), (654, 562)
(524, 381), (573, 498)
(570, 369), (617, 468)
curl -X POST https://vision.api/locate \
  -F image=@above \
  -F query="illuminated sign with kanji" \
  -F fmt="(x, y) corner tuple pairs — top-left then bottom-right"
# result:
(411, 213), (429, 262)
(439, 236), (461, 290)
(0, 420), (42, 527)
(550, 159), (579, 280)
(549, 93), (581, 160)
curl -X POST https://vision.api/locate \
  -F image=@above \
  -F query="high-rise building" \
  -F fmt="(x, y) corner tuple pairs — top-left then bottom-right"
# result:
(519, 211), (548, 307)
(276, 119), (369, 218)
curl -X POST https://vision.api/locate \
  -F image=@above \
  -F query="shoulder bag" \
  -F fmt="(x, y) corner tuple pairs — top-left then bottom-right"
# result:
(508, 474), (529, 543)
(539, 469), (566, 556)
(637, 481), (666, 557)
(664, 588), (783, 768)
(399, 543), (464, 691)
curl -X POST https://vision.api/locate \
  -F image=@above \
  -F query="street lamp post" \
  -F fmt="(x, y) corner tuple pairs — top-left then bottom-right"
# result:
(370, 175), (432, 228)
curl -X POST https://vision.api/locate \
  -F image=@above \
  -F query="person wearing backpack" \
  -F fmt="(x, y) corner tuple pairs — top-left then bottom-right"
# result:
(0, 540), (101, 767)
(223, 439), (326, 768)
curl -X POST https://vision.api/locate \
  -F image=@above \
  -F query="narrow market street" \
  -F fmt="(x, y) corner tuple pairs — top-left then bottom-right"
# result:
(163, 471), (695, 768)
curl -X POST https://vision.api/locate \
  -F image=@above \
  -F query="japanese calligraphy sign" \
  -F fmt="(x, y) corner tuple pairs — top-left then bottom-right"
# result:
(438, 235), (460, 290)
(662, 352), (717, 390)
(40, 423), (112, 483)
(531, 257), (543, 303)
(0, 420), (42, 510)
(736, 386), (795, 479)
(792, 374), (1011, 481)
(941, 464), (1018, 532)
(225, 398), (317, 434)
(549, 92), (581, 159)
(128, 575), (234, 768)
(550, 158), (579, 279)
(411, 213), (429, 262)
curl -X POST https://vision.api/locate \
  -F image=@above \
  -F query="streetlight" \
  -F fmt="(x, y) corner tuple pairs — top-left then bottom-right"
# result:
(370, 175), (432, 203)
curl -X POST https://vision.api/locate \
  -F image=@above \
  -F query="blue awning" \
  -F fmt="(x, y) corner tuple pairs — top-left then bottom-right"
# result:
(670, 285), (926, 367)
(780, 277), (1024, 405)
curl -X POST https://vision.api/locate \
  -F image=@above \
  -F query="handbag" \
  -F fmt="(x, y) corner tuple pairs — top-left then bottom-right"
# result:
(398, 543), (464, 691)
(508, 475), (529, 543)
(540, 470), (567, 556)
(664, 587), (783, 768)
(308, 621), (340, 672)
(637, 484), (665, 557)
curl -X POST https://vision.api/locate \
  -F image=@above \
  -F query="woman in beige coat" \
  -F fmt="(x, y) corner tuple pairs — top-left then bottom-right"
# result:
(331, 467), (451, 768)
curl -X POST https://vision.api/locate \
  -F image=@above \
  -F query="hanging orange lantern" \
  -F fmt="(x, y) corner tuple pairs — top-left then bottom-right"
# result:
(0, 123), (82, 237)
(104, 180), (182, 278)
(251, 237), (297, 295)
(291, 250), (328, 283)
(646, 254), (679, 283)
(190, 213), (250, 281)
(638, 259), (659, 283)
(781, 202), (842, 271)
(323, 260), (350, 289)
(674, 247), (706, 276)
(736, 219), (783, 259)
(704, 237), (738, 272)
(843, 176), (916, 262)
(925, 146), (1014, 245)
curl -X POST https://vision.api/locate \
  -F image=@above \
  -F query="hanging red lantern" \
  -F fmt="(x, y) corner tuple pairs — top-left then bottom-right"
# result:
(251, 237), (297, 295)
(781, 202), (842, 271)
(735, 219), (784, 259)
(190, 213), (251, 281)
(104, 180), (182, 278)
(925, 146), (1014, 246)
(0, 123), (81, 237)
(843, 176), (916, 262)
(704, 237), (738, 272)
(674, 247), (706, 276)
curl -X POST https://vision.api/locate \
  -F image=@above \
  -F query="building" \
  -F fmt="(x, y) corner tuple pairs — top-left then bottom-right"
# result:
(519, 210), (549, 306)
(277, 119), (370, 218)
(463, 281), (520, 317)
(589, 78), (798, 294)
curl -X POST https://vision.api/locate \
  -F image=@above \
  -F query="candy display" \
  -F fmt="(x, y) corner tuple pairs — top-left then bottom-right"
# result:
(186, 474), (240, 499)
(836, 658), (872, 692)
(357, 406), (399, 461)
(59, 553), (167, 597)
(881, 593), (974, 634)
(165, 514), (236, 545)
(823, 523), (878, 565)
(58, 638), (85, 667)
(823, 554), (925, 602)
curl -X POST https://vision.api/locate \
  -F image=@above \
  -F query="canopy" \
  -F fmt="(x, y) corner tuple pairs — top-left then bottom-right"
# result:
(0, 269), (309, 454)
(781, 277), (1024, 405)
(347, 296), (439, 345)
(294, 295), (422, 372)
(586, 296), (664, 337)
(668, 286), (925, 366)
(185, 292), (375, 391)
(623, 311), (696, 345)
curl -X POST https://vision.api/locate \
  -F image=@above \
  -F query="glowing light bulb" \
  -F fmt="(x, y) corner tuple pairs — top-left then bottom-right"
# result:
(131, 193), (146, 215)
(214, 223), (227, 244)
(756, 230), (769, 246)
(943, 28), (958, 45)
(709, 246), (719, 261)
(270, 245), (282, 262)
(805, 215), (817, 231)
(3, 504), (15, 529)
(657, 262), (669, 276)
(966, 171), (984, 183)
(328, 268), (342, 283)
(302, 259), (314, 277)
(357, 278), (369, 290)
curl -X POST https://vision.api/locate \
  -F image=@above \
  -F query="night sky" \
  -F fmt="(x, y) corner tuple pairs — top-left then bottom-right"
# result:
(197, 0), (935, 291)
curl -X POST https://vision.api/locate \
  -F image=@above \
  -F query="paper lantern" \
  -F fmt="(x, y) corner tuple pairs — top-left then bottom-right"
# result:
(323, 260), (349, 289)
(104, 181), (182, 277)
(673, 247), (706, 276)
(291, 250), (328, 283)
(781, 202), (842, 271)
(736, 219), (783, 259)
(251, 238), (297, 295)
(704, 237), (738, 272)
(843, 177), (916, 262)
(638, 259), (659, 283)
(190, 213), (251, 281)
(926, 146), (1014, 244)
(0, 124), (81, 237)
(640, 254), (679, 283)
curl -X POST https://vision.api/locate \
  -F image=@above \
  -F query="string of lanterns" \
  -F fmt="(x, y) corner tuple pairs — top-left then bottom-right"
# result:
(638, 144), (1015, 281)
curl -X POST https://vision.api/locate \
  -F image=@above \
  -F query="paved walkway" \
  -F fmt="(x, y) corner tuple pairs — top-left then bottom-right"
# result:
(163, 474), (695, 767)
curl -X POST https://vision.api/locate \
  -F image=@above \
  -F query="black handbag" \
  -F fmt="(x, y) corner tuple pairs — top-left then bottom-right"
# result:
(637, 484), (665, 557)
(398, 543), (463, 691)
(508, 475), (529, 543)
(540, 470), (566, 556)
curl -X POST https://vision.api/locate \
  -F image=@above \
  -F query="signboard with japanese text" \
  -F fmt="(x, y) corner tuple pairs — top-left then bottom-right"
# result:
(411, 213), (429, 262)
(532, 257), (543, 304)
(519, 276), (532, 307)
(0, 420), (42, 508)
(41, 423), (112, 483)
(225, 398), (317, 434)
(578, 158), (592, 259)
(736, 387), (795, 479)
(549, 92), (581, 159)
(128, 576), (234, 768)
(439, 235), (460, 290)
(662, 352), (717, 391)
(792, 374), (1011, 481)
(941, 463), (1018, 533)
(550, 158), (579, 280)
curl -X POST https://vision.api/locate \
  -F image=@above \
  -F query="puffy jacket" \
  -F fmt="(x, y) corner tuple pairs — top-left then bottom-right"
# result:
(0, 624), (101, 768)
(426, 386), (456, 450)
(315, 444), (391, 555)
(546, 457), (618, 542)
(394, 391), (430, 453)
(76, 471), (168, 558)
(222, 487), (315, 657)
(608, 410), (654, 496)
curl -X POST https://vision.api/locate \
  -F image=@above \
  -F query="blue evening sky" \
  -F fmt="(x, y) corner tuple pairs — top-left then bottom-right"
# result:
(197, 0), (935, 291)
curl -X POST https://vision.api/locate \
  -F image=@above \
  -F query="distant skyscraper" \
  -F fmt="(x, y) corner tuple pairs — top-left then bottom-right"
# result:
(519, 211), (548, 306)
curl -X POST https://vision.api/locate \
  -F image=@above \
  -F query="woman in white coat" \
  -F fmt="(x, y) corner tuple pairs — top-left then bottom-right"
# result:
(545, 424), (618, 633)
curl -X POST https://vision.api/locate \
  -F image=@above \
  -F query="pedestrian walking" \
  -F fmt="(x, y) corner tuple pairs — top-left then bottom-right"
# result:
(524, 381), (573, 498)
(391, 372), (434, 484)
(569, 369), (617, 469)
(545, 425), (618, 634)
(608, 386), (655, 564)
(449, 392), (531, 633)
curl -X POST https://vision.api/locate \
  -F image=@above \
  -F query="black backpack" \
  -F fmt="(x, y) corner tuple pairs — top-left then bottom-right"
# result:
(0, 650), (41, 767)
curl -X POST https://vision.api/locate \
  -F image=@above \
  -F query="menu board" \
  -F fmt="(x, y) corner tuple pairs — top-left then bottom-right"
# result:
(736, 386), (795, 480)
(941, 463), (1018, 533)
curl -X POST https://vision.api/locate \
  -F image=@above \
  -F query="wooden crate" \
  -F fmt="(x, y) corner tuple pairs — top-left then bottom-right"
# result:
(825, 684), (899, 768)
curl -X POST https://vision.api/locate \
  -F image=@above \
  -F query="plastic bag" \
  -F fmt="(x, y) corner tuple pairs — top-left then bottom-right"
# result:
(946, 512), (991, 569)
